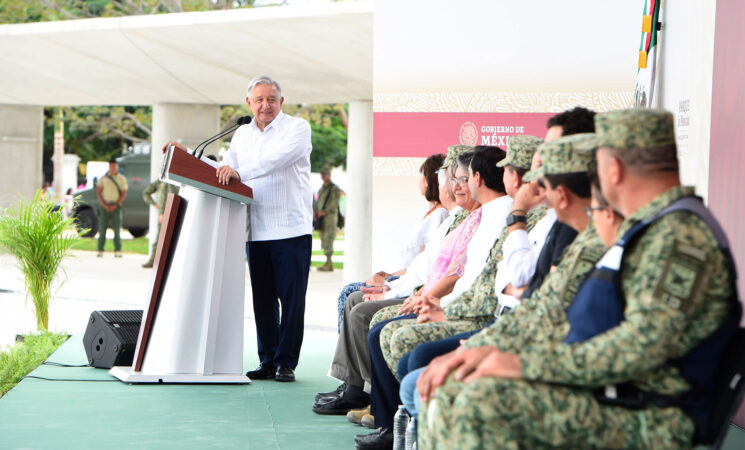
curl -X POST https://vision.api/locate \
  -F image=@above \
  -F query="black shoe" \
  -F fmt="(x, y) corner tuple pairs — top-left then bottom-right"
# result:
(314, 382), (347, 404)
(246, 364), (275, 380)
(312, 385), (370, 415)
(275, 366), (295, 382)
(354, 427), (393, 449)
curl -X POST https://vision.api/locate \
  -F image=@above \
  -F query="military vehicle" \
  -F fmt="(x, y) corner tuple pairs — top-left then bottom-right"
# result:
(72, 153), (151, 238)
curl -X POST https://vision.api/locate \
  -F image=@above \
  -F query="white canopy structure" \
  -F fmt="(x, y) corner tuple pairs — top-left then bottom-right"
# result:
(0, 1), (373, 106)
(0, 1), (374, 280)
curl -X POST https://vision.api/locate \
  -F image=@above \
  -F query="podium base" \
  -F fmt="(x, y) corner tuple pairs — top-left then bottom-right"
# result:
(109, 366), (251, 384)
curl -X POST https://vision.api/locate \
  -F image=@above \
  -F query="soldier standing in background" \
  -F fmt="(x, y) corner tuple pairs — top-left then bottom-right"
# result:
(96, 157), (128, 258)
(141, 179), (179, 268)
(315, 165), (341, 272)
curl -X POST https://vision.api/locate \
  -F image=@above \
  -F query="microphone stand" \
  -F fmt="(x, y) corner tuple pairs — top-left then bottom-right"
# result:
(191, 124), (240, 159)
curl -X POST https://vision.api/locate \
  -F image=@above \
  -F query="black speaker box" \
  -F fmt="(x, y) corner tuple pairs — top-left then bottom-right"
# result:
(82, 310), (143, 369)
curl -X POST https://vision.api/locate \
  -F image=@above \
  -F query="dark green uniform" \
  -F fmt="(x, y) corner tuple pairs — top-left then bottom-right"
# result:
(97, 172), (128, 253)
(315, 181), (341, 258)
(141, 180), (179, 267)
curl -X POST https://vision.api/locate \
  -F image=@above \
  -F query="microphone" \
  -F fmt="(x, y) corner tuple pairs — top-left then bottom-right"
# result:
(192, 115), (252, 159)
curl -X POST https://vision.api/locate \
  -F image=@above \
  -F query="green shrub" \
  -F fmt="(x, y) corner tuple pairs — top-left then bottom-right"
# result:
(0, 332), (68, 398)
(0, 190), (80, 331)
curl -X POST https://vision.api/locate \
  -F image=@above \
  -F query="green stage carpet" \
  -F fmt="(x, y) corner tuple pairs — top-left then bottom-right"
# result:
(1, 333), (744, 449)
(0, 332), (361, 449)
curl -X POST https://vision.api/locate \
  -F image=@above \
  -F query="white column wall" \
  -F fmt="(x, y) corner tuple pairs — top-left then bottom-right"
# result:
(371, 175), (426, 272)
(149, 103), (220, 254)
(655, 0), (717, 202)
(344, 100), (373, 282)
(62, 154), (81, 195)
(0, 105), (43, 209)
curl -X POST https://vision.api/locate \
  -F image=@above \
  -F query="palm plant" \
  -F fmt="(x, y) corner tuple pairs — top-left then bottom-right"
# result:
(0, 190), (80, 331)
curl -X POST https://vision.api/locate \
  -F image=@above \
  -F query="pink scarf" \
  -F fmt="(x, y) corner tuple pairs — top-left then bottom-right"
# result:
(422, 207), (482, 294)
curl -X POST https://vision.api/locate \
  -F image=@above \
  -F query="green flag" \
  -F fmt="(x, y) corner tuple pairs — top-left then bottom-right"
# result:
(634, 0), (662, 108)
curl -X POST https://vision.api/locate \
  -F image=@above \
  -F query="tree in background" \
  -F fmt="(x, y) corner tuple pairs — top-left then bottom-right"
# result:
(42, 106), (152, 183)
(44, 103), (348, 182)
(222, 103), (348, 172)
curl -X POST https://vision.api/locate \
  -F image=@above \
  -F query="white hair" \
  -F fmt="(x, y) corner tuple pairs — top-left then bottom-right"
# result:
(246, 75), (282, 98)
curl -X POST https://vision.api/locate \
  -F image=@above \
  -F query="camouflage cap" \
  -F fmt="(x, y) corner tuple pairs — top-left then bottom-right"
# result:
(523, 133), (598, 182)
(441, 145), (474, 169)
(496, 135), (544, 170)
(320, 164), (332, 174)
(595, 108), (675, 150)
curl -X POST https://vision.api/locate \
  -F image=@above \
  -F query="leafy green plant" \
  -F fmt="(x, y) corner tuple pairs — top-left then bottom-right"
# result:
(0, 190), (80, 331)
(0, 332), (68, 398)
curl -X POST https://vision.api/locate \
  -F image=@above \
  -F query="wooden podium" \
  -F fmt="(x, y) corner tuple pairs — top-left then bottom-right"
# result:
(110, 146), (253, 384)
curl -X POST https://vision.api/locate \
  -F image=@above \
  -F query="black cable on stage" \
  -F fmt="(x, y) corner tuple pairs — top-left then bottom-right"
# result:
(42, 361), (88, 368)
(25, 375), (118, 382)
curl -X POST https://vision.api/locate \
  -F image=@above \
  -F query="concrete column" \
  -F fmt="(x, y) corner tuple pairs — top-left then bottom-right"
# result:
(149, 103), (220, 254)
(344, 100), (373, 282)
(0, 105), (43, 209)
(62, 154), (81, 195)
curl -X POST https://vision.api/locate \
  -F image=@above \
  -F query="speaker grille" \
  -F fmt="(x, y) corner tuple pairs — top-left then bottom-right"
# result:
(117, 324), (141, 344)
(84, 310), (143, 368)
(100, 310), (142, 324)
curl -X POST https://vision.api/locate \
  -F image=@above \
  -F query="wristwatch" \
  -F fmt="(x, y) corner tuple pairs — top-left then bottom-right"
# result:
(506, 214), (528, 227)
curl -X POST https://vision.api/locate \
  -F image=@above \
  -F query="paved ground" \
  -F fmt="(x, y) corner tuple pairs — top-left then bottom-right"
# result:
(0, 245), (346, 351)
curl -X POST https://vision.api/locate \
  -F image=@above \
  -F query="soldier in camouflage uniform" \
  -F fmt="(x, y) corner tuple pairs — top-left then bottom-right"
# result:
(141, 179), (179, 268)
(357, 134), (602, 449)
(315, 165), (341, 271)
(375, 135), (547, 375)
(419, 109), (738, 449)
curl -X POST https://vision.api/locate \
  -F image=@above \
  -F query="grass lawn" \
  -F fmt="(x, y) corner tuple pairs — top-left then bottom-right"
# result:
(0, 332), (69, 398)
(312, 230), (345, 240)
(311, 250), (344, 256)
(72, 237), (149, 255)
(72, 234), (345, 256)
(310, 261), (344, 269)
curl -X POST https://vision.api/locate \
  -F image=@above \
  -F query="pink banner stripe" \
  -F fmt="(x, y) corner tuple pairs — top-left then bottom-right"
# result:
(373, 112), (554, 158)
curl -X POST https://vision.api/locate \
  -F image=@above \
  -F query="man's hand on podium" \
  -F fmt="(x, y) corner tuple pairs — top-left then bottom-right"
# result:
(216, 165), (240, 185)
(161, 142), (187, 154)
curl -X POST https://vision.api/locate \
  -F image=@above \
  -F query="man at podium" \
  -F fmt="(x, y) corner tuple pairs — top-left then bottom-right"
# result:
(213, 75), (313, 382)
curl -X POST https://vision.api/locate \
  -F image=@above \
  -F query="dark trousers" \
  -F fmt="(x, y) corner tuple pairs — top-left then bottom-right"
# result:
(370, 320), (495, 429)
(397, 330), (479, 381)
(368, 314), (417, 429)
(246, 234), (311, 369)
(97, 205), (122, 251)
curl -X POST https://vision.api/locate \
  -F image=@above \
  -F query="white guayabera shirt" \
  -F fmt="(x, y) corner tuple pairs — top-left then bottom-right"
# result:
(222, 111), (313, 242)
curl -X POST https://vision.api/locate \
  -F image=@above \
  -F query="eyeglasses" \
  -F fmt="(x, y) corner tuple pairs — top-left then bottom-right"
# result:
(449, 176), (469, 186)
(584, 206), (606, 219)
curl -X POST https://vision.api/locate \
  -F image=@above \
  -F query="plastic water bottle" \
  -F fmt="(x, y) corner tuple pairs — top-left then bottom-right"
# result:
(393, 405), (410, 450)
(405, 416), (417, 450)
